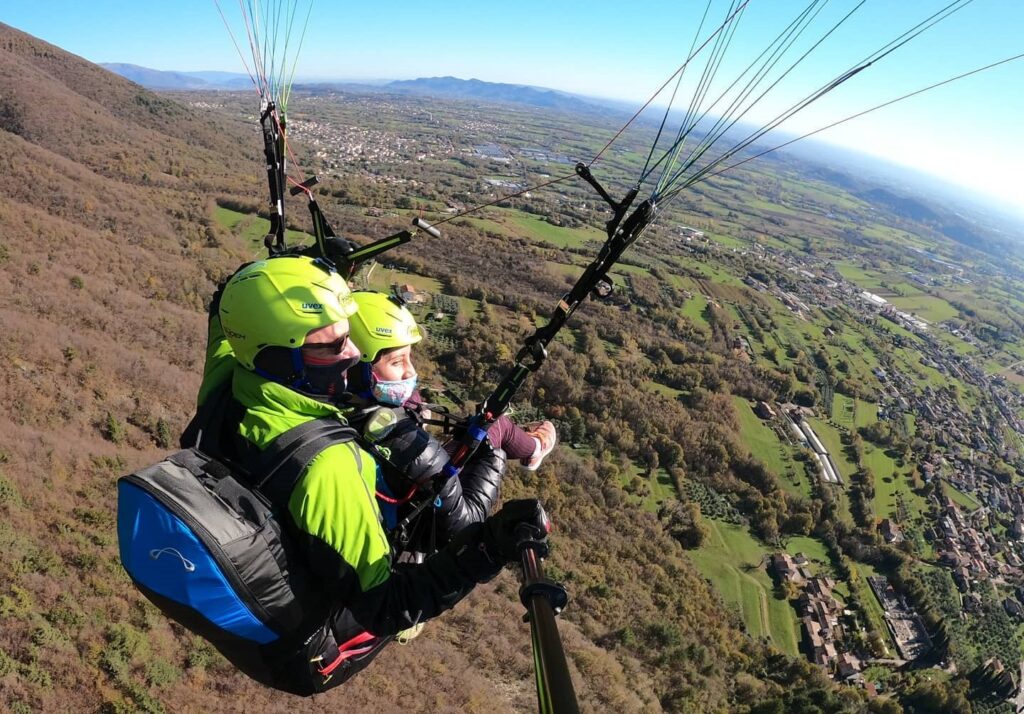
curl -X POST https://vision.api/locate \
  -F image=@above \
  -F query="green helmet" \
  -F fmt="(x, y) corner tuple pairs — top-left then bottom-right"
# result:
(348, 291), (423, 363)
(219, 256), (358, 370)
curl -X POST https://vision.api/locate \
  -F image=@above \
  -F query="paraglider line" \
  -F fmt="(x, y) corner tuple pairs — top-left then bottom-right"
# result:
(660, 0), (976, 199)
(588, 0), (751, 165)
(658, 0), (869, 197)
(213, 0), (260, 94)
(430, 172), (578, 227)
(681, 51), (1024, 192)
(650, 0), (828, 193)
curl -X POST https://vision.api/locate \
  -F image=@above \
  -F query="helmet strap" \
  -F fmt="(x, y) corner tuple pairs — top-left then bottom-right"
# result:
(252, 346), (306, 386)
(344, 362), (376, 401)
(289, 348), (308, 389)
(363, 362), (376, 396)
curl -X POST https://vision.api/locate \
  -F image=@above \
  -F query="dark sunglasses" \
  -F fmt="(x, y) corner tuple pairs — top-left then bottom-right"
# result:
(302, 334), (350, 355)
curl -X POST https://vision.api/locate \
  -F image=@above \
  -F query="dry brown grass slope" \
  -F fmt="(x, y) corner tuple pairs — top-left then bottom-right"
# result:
(0, 21), (861, 714)
(0, 24), (662, 714)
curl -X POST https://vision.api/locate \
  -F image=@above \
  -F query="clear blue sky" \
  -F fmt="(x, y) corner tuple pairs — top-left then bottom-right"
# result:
(4, 1), (1023, 213)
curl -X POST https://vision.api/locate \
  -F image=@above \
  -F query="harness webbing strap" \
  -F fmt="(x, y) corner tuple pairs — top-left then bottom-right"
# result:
(254, 419), (358, 509)
(182, 380), (358, 513)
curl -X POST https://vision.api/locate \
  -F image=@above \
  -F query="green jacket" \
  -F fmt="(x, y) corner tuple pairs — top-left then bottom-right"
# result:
(199, 312), (389, 591)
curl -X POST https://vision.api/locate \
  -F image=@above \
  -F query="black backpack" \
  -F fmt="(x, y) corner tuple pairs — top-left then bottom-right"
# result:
(116, 387), (357, 678)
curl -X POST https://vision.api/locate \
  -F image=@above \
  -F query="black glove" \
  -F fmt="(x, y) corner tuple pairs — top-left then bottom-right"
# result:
(481, 499), (551, 563)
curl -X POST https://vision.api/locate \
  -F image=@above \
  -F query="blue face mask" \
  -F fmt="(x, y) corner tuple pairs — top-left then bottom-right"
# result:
(372, 375), (418, 406)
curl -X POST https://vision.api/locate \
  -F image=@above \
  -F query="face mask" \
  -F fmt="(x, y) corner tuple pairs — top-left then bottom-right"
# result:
(301, 354), (359, 399)
(372, 375), (418, 406)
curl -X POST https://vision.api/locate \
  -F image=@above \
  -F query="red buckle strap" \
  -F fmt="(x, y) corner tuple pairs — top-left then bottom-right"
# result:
(375, 482), (419, 505)
(317, 631), (377, 676)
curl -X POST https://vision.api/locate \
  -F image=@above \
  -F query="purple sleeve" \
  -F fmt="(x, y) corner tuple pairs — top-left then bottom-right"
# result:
(486, 415), (536, 460)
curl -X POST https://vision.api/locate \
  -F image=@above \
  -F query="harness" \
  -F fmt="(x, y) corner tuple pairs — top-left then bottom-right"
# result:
(174, 382), (398, 688)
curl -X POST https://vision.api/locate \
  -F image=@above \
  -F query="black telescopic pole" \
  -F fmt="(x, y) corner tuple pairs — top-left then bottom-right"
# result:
(519, 543), (579, 714)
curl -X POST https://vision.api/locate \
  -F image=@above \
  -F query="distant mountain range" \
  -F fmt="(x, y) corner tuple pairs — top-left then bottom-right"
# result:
(101, 65), (613, 116)
(100, 63), (252, 90)
(383, 76), (611, 114)
(787, 141), (1024, 253)
(99, 63), (1023, 248)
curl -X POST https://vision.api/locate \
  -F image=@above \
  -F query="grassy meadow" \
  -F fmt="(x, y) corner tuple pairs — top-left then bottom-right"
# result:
(688, 520), (800, 656)
(733, 397), (811, 498)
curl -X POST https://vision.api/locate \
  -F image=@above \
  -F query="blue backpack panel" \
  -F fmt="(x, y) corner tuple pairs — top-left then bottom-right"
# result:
(117, 419), (355, 648)
(118, 455), (282, 643)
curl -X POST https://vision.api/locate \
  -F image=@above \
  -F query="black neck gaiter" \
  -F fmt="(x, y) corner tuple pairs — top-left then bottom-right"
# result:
(300, 353), (359, 401)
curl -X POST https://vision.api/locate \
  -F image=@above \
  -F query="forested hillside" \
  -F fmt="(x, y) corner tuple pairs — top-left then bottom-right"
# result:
(0, 23), (949, 713)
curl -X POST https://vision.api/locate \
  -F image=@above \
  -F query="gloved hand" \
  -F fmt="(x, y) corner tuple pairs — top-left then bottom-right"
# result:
(481, 499), (551, 563)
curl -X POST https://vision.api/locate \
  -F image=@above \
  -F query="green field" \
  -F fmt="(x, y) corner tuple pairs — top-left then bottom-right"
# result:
(889, 294), (959, 323)
(366, 266), (443, 295)
(904, 413), (917, 436)
(732, 397), (810, 497)
(501, 209), (603, 248)
(214, 206), (309, 248)
(643, 380), (684, 399)
(455, 295), (480, 317)
(833, 395), (879, 430)
(825, 328), (883, 388)
(697, 261), (746, 287)
(544, 259), (581, 279)
(944, 481), (982, 511)
(784, 535), (832, 568)
(645, 469), (677, 513)
(688, 520), (800, 655)
(215, 205), (247, 230)
(617, 459), (677, 514)
(707, 231), (746, 249)
(835, 262), (889, 294)
(777, 175), (864, 211)
(681, 293), (710, 325)
(862, 225), (933, 251)
(748, 198), (802, 217)
(613, 262), (653, 277)
(867, 444), (926, 521)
